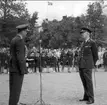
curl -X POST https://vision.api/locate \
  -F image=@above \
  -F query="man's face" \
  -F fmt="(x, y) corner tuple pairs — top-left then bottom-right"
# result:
(81, 31), (89, 39)
(22, 29), (28, 38)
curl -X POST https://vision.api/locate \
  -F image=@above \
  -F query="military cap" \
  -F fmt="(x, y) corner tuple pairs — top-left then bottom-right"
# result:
(80, 27), (92, 34)
(16, 24), (29, 32)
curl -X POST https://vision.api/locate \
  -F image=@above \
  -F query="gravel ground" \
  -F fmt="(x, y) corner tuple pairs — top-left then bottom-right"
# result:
(0, 69), (107, 105)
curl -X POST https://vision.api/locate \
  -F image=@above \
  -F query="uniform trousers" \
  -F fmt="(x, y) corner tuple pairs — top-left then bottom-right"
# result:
(79, 68), (94, 101)
(9, 72), (24, 105)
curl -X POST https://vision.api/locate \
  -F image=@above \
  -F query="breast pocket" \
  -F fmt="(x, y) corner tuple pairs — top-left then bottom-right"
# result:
(84, 46), (91, 55)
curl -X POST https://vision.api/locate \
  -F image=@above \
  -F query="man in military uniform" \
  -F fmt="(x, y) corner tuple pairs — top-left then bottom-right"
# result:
(78, 27), (98, 104)
(9, 24), (29, 105)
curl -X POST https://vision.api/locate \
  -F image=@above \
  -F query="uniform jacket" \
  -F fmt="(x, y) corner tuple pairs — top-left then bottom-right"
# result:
(9, 35), (27, 75)
(79, 39), (98, 69)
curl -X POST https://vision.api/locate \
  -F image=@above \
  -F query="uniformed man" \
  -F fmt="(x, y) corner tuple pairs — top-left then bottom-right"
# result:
(9, 24), (29, 105)
(78, 27), (98, 104)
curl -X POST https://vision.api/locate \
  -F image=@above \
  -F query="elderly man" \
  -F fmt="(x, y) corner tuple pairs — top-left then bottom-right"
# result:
(9, 24), (29, 105)
(78, 27), (98, 104)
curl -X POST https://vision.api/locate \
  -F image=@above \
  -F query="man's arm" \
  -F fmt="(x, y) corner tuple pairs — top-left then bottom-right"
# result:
(91, 41), (98, 65)
(15, 39), (26, 74)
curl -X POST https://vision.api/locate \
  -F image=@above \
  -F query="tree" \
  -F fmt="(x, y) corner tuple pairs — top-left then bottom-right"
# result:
(26, 11), (39, 48)
(40, 15), (82, 49)
(86, 2), (104, 40)
(29, 11), (38, 32)
(0, 0), (30, 47)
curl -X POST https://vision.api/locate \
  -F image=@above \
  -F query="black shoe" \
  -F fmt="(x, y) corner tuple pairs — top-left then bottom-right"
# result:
(86, 100), (94, 104)
(79, 99), (88, 101)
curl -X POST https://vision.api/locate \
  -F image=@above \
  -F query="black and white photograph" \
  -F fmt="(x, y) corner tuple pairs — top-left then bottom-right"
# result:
(0, 0), (107, 105)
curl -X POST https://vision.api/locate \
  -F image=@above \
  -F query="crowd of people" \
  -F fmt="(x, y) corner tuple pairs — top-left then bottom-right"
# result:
(26, 47), (79, 73)
(0, 47), (79, 74)
(25, 45), (107, 73)
(0, 45), (107, 74)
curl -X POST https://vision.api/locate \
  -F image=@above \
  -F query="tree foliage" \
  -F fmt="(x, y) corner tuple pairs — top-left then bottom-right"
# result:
(0, 0), (30, 47)
(86, 2), (105, 40)
(0, 1), (107, 48)
(0, 0), (39, 48)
